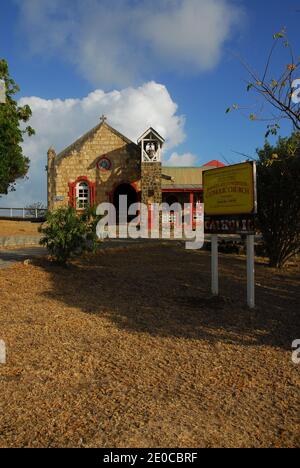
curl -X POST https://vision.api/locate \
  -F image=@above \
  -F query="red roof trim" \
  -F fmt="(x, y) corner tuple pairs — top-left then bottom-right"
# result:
(203, 160), (226, 168)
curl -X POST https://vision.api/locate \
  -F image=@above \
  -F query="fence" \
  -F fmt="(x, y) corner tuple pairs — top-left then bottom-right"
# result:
(0, 207), (47, 220)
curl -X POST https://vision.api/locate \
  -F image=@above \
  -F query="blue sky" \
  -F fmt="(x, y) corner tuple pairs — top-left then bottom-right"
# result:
(0, 0), (299, 205)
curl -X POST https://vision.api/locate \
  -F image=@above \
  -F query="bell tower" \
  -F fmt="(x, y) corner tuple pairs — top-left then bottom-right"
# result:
(138, 128), (164, 210)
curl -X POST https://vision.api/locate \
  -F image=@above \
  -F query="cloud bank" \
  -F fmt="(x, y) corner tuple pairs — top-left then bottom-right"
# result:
(165, 152), (198, 167)
(14, 0), (243, 87)
(1, 82), (192, 207)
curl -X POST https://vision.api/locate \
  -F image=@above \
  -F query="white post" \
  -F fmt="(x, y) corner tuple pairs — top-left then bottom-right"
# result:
(211, 235), (219, 296)
(247, 235), (255, 309)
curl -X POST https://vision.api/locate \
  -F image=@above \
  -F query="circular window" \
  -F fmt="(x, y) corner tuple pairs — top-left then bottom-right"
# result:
(97, 157), (112, 171)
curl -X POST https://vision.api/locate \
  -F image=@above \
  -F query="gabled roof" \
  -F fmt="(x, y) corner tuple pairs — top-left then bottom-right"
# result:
(56, 121), (136, 161)
(203, 160), (225, 168)
(137, 127), (165, 144)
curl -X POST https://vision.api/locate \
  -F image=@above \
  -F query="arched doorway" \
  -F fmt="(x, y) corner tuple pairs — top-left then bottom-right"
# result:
(166, 194), (179, 206)
(113, 183), (138, 223)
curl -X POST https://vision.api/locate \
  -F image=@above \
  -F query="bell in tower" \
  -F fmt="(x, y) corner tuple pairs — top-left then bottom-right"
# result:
(138, 127), (164, 163)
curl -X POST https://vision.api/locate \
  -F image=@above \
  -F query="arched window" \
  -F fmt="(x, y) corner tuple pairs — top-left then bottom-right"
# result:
(68, 177), (96, 209)
(76, 181), (90, 209)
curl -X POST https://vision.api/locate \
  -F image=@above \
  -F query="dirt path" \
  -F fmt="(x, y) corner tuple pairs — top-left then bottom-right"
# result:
(0, 247), (46, 269)
(0, 240), (158, 269)
(0, 244), (299, 448)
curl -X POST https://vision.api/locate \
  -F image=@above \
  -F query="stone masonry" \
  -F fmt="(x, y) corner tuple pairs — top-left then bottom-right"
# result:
(141, 163), (162, 207)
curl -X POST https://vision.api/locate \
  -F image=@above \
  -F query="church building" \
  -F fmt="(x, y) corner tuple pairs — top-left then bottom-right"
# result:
(47, 117), (224, 225)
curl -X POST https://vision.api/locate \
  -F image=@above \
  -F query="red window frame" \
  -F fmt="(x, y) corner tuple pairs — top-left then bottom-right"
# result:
(68, 176), (96, 209)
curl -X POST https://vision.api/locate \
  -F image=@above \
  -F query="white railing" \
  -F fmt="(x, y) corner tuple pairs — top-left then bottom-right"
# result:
(0, 207), (47, 219)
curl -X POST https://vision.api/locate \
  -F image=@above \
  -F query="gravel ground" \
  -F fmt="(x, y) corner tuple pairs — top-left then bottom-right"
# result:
(0, 243), (299, 448)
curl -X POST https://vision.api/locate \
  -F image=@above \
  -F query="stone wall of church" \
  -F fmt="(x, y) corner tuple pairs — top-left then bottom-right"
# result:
(48, 124), (141, 210)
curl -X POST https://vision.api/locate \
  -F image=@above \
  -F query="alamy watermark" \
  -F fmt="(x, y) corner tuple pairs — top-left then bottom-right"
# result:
(292, 79), (300, 104)
(96, 197), (204, 250)
(0, 340), (6, 364)
(292, 340), (300, 365)
(0, 79), (6, 104)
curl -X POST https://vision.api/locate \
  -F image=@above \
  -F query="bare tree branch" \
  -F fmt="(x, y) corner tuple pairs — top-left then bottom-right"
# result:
(228, 31), (300, 135)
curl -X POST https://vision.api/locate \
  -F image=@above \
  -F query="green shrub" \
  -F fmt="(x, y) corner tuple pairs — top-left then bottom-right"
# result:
(80, 206), (102, 253)
(39, 206), (100, 265)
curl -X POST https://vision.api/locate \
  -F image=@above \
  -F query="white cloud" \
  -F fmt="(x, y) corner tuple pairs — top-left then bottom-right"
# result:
(141, 0), (242, 72)
(164, 152), (198, 167)
(14, 0), (243, 87)
(0, 82), (186, 207)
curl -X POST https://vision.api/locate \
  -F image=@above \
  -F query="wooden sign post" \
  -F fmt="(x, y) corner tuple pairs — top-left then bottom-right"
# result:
(211, 234), (219, 296)
(203, 162), (257, 309)
(247, 235), (255, 309)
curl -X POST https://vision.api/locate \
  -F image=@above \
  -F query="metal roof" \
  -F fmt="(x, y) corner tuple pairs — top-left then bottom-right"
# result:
(161, 167), (205, 187)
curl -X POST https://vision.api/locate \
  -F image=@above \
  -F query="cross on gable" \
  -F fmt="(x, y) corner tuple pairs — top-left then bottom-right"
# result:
(100, 114), (107, 123)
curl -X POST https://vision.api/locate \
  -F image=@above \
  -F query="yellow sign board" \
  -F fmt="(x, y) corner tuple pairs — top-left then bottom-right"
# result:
(203, 162), (257, 216)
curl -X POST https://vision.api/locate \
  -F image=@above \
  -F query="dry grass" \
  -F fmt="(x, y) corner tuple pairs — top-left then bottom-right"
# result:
(0, 220), (42, 237)
(0, 243), (299, 448)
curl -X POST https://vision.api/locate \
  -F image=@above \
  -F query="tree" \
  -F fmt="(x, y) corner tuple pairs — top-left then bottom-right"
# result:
(227, 30), (300, 137)
(0, 59), (35, 195)
(256, 132), (300, 268)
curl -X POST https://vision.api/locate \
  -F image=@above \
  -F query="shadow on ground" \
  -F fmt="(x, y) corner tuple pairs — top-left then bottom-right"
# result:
(37, 244), (300, 350)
